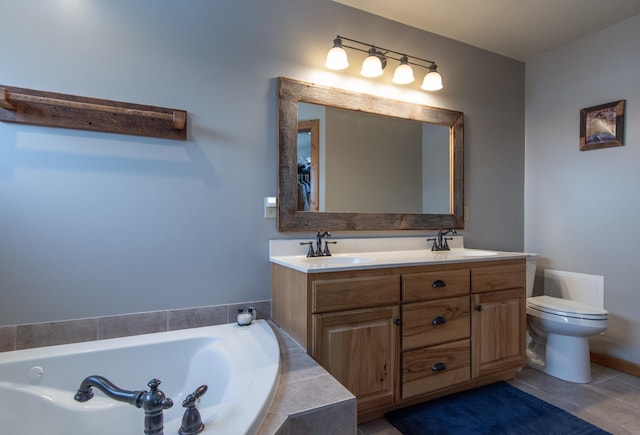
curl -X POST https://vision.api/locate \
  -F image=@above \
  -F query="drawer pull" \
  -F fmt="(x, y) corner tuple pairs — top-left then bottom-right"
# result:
(432, 279), (446, 288)
(432, 316), (447, 325)
(432, 362), (447, 372)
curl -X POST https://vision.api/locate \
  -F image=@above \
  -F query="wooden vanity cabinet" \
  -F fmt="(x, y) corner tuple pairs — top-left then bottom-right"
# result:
(311, 274), (401, 413)
(271, 258), (526, 422)
(271, 265), (402, 414)
(470, 262), (527, 378)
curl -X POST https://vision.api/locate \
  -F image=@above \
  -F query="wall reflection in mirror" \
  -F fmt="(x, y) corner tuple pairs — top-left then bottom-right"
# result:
(297, 102), (450, 214)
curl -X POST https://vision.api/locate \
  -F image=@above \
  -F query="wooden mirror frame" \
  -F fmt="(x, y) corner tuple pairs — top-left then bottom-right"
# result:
(277, 77), (464, 231)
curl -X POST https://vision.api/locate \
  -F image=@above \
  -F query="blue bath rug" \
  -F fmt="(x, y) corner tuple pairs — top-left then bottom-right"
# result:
(385, 381), (610, 435)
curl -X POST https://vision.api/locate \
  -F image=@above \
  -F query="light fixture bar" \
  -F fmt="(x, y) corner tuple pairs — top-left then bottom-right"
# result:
(336, 35), (437, 67)
(326, 35), (443, 91)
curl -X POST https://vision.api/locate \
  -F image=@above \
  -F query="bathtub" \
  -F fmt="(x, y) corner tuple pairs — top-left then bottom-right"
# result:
(0, 320), (280, 435)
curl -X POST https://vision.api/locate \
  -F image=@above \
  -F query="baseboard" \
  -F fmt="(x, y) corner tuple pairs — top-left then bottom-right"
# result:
(591, 351), (640, 377)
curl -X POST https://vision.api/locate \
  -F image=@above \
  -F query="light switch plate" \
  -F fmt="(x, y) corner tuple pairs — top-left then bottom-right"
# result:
(264, 197), (277, 219)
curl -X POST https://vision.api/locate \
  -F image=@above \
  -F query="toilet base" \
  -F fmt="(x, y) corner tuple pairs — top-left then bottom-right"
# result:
(527, 333), (593, 383)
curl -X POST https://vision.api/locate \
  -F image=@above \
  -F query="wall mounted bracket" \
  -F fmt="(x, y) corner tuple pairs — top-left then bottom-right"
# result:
(0, 85), (187, 140)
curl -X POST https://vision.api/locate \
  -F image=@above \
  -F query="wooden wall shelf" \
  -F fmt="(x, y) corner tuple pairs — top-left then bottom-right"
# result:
(0, 85), (187, 140)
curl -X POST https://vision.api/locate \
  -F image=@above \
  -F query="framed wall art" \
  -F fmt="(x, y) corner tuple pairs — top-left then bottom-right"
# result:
(579, 100), (625, 151)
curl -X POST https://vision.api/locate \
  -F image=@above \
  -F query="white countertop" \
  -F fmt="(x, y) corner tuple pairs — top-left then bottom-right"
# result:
(269, 236), (532, 273)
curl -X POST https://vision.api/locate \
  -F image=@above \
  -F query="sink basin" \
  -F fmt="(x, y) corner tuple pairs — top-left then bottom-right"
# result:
(452, 249), (498, 257)
(300, 255), (374, 266)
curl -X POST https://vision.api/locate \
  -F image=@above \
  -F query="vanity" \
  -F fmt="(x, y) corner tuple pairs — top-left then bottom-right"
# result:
(273, 79), (527, 422)
(270, 238), (527, 422)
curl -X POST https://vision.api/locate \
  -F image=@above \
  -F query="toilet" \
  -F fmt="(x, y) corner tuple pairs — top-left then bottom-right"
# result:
(524, 257), (608, 383)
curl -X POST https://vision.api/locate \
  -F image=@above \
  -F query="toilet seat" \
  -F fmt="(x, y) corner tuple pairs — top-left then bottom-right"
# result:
(527, 295), (608, 321)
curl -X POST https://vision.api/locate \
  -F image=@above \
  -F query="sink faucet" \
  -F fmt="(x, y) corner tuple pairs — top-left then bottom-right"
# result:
(74, 376), (173, 435)
(428, 229), (457, 251)
(316, 231), (331, 256)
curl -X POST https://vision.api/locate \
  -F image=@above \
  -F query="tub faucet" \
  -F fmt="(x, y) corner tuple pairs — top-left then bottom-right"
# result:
(74, 376), (174, 435)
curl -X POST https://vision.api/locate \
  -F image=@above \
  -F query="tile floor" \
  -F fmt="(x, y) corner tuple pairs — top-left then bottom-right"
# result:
(358, 364), (640, 435)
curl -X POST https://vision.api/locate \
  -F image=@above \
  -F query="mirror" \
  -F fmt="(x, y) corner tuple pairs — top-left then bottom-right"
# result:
(278, 77), (464, 231)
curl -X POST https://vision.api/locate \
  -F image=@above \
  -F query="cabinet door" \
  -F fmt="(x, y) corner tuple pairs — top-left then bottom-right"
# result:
(313, 306), (400, 413)
(471, 288), (526, 378)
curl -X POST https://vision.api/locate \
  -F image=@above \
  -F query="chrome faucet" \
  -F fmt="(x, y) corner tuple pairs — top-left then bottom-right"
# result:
(428, 229), (457, 251)
(74, 376), (173, 435)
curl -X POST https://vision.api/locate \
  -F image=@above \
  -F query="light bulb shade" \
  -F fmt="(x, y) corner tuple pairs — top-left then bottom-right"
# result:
(360, 51), (384, 78)
(421, 69), (443, 91)
(325, 46), (349, 70)
(392, 57), (415, 84)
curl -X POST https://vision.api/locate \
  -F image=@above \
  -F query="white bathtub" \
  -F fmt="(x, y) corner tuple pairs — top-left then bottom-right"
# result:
(0, 320), (280, 435)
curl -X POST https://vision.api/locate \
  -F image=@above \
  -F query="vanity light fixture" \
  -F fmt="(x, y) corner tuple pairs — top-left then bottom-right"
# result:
(324, 35), (443, 91)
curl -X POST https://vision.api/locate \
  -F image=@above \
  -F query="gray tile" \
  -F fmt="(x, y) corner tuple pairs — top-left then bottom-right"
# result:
(269, 373), (354, 416)
(16, 318), (97, 349)
(0, 326), (16, 352)
(590, 363), (622, 383)
(167, 305), (227, 330)
(98, 311), (167, 339)
(358, 418), (402, 435)
(288, 402), (357, 435)
(280, 347), (328, 384)
(256, 412), (289, 435)
(613, 372), (640, 388)
(589, 376), (640, 403)
(619, 412), (640, 434)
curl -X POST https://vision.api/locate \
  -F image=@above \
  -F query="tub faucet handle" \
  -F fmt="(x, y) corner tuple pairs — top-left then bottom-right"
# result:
(179, 385), (208, 435)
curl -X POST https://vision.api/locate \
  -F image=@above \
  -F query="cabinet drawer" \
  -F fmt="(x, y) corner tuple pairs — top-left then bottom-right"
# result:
(402, 296), (470, 351)
(471, 262), (525, 293)
(402, 269), (470, 302)
(312, 275), (400, 313)
(402, 339), (470, 399)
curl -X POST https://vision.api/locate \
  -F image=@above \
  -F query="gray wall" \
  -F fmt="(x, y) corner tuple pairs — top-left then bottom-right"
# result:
(525, 15), (640, 364)
(0, 0), (524, 326)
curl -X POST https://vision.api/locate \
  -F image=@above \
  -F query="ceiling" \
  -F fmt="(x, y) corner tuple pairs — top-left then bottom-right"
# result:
(334, 0), (640, 61)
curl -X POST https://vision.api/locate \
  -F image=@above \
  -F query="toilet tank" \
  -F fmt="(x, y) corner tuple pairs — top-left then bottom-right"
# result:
(544, 269), (604, 308)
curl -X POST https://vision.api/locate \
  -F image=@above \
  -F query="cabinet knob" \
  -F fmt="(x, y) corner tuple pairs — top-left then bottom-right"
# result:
(394, 318), (402, 326)
(431, 362), (447, 372)
(474, 305), (483, 311)
(432, 316), (447, 325)
(432, 279), (446, 288)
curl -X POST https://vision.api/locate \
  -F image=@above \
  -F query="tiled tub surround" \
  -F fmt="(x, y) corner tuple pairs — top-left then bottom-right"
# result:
(0, 320), (280, 434)
(0, 300), (272, 352)
(257, 323), (357, 435)
(0, 303), (356, 435)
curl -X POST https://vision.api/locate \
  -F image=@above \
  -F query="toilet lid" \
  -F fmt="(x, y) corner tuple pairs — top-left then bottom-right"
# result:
(527, 295), (608, 320)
